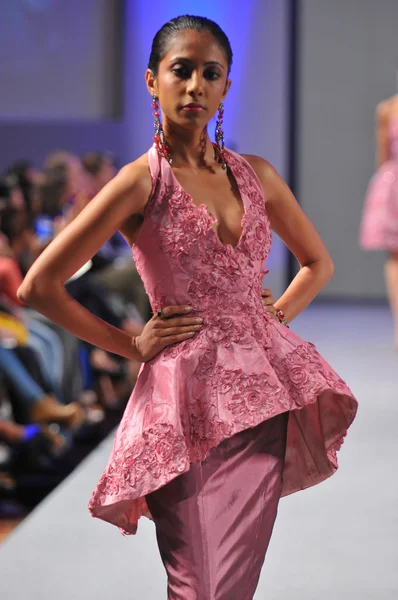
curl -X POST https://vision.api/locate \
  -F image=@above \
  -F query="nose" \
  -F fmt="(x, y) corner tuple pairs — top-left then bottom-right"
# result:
(186, 70), (204, 97)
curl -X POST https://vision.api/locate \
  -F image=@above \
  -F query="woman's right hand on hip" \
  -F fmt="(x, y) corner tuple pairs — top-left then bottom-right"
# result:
(134, 305), (203, 362)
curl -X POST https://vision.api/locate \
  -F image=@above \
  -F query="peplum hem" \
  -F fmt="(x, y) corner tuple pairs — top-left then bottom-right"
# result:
(88, 347), (357, 535)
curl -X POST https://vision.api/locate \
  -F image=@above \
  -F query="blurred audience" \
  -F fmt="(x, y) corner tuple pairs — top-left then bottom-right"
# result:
(82, 151), (117, 196)
(0, 148), (149, 521)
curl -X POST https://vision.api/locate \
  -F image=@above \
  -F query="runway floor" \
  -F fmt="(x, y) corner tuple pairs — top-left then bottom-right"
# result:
(0, 304), (397, 599)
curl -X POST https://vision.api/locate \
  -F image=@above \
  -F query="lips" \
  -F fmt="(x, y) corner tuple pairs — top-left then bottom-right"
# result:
(182, 103), (205, 111)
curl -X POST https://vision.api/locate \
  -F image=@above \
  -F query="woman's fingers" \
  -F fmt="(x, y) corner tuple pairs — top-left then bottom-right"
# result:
(159, 305), (193, 319)
(154, 307), (203, 328)
(160, 331), (197, 347)
(157, 324), (203, 337)
(261, 288), (278, 318)
(261, 288), (274, 305)
(136, 305), (203, 361)
(156, 316), (203, 329)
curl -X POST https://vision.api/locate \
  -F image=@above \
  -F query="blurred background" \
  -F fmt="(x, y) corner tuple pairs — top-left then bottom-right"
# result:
(0, 1), (397, 599)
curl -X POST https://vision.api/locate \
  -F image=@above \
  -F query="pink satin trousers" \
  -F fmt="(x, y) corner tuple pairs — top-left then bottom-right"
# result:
(146, 412), (288, 599)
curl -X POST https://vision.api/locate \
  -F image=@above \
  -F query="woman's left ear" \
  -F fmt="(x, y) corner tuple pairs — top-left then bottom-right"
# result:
(222, 79), (232, 101)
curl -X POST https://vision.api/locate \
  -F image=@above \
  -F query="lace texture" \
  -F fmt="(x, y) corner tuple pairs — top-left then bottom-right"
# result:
(89, 147), (358, 535)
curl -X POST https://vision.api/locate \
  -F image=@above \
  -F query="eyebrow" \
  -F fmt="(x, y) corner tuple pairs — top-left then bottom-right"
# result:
(169, 57), (225, 70)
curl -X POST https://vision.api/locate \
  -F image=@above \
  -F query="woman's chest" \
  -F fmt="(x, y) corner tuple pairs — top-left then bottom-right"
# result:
(172, 168), (244, 248)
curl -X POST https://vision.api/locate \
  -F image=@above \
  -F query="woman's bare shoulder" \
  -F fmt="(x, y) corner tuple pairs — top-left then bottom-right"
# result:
(118, 153), (152, 190)
(240, 154), (278, 182)
(102, 152), (152, 217)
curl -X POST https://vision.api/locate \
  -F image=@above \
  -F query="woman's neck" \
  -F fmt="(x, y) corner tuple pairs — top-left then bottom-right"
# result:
(162, 123), (216, 168)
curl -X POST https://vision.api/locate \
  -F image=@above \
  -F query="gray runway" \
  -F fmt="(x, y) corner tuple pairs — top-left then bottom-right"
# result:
(1, 304), (397, 599)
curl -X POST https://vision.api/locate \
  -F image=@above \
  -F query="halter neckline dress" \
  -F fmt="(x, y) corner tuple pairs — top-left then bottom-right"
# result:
(89, 146), (358, 536)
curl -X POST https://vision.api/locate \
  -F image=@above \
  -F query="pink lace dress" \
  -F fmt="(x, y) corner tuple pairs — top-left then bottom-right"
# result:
(89, 147), (358, 535)
(360, 118), (398, 250)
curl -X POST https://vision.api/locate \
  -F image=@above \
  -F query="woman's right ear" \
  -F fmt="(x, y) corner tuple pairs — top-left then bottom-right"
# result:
(145, 70), (157, 97)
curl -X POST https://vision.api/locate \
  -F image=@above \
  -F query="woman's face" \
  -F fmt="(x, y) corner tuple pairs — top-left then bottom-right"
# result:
(147, 30), (231, 130)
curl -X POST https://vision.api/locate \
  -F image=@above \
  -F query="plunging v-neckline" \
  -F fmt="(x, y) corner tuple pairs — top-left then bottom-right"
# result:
(165, 152), (247, 251)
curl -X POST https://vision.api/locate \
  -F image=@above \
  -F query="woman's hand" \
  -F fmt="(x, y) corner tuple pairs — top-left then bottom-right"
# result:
(261, 288), (277, 319)
(134, 305), (203, 362)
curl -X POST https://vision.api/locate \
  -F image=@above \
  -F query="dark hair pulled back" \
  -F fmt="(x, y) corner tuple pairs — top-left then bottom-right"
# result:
(148, 15), (233, 76)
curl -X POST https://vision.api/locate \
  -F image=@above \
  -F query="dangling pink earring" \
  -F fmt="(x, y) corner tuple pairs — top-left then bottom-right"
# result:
(152, 94), (172, 164)
(215, 102), (227, 170)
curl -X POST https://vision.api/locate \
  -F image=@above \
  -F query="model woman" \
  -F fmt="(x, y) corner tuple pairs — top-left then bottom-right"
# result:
(18, 16), (358, 600)
(360, 89), (398, 346)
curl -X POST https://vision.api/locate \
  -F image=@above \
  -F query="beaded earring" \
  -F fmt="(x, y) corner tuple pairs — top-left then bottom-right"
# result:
(152, 94), (172, 164)
(214, 102), (227, 170)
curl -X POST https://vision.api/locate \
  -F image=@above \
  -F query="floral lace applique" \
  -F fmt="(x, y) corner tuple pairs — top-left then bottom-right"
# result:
(89, 147), (358, 536)
(95, 423), (189, 500)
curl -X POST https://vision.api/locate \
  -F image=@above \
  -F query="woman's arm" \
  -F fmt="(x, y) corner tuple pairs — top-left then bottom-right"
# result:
(376, 101), (390, 168)
(17, 160), (152, 360)
(18, 159), (204, 362)
(244, 156), (334, 323)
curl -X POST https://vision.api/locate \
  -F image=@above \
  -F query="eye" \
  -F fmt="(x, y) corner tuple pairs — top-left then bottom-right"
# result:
(172, 66), (191, 79)
(204, 70), (221, 81)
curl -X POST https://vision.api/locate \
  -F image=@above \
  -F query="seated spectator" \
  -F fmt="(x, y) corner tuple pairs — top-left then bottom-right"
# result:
(0, 148), (150, 530)
(0, 174), (103, 420)
(0, 250), (65, 398)
(0, 418), (67, 461)
(0, 343), (83, 429)
(39, 151), (91, 233)
(0, 188), (79, 401)
(4, 159), (43, 224)
(0, 175), (40, 275)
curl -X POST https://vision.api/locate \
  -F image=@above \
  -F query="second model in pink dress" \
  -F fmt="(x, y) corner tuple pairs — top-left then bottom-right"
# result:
(360, 119), (398, 250)
(89, 147), (358, 535)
